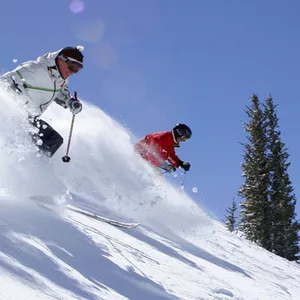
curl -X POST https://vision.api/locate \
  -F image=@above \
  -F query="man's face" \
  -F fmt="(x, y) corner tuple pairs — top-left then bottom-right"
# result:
(56, 56), (83, 79)
(177, 135), (188, 143)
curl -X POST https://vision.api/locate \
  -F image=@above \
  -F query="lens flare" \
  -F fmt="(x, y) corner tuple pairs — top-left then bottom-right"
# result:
(69, 0), (85, 14)
(74, 19), (105, 43)
(91, 42), (118, 70)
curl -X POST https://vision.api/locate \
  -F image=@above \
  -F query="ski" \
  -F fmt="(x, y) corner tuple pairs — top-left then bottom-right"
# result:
(66, 206), (140, 228)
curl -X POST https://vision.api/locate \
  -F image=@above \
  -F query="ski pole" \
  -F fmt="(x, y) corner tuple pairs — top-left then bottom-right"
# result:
(62, 114), (76, 163)
(62, 92), (78, 163)
(180, 171), (186, 190)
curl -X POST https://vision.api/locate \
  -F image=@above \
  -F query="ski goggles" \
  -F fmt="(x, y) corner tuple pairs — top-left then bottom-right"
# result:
(174, 129), (191, 140)
(59, 55), (83, 73)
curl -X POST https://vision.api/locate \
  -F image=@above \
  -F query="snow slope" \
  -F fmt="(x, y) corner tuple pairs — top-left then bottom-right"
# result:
(0, 88), (300, 300)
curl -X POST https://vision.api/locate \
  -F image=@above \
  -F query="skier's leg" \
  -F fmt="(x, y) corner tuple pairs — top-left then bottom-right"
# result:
(30, 117), (64, 157)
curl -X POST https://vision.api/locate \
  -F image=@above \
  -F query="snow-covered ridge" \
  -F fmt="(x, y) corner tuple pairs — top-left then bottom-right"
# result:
(0, 88), (300, 300)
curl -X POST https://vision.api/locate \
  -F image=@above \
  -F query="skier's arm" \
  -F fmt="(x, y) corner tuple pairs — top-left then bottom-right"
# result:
(167, 151), (191, 171)
(167, 147), (181, 168)
(3, 61), (42, 95)
(54, 87), (82, 114)
(146, 137), (164, 167)
(54, 86), (71, 109)
(148, 134), (178, 168)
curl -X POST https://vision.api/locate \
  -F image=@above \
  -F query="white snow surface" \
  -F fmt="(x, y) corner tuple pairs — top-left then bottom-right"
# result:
(0, 88), (300, 300)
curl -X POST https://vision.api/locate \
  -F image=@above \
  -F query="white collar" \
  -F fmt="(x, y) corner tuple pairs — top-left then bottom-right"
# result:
(171, 130), (179, 145)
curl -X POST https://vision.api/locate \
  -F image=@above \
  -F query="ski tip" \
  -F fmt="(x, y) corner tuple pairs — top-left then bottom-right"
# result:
(66, 206), (140, 228)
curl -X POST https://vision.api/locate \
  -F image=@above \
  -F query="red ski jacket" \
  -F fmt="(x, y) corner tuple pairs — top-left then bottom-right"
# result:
(134, 131), (181, 168)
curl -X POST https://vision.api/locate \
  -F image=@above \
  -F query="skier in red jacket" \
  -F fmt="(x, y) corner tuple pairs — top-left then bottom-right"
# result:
(134, 123), (192, 173)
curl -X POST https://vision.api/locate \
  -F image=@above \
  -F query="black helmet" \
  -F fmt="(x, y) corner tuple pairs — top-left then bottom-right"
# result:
(173, 123), (192, 139)
(58, 46), (84, 64)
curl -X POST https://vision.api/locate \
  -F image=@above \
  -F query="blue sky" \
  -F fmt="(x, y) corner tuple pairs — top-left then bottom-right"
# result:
(1, 0), (300, 220)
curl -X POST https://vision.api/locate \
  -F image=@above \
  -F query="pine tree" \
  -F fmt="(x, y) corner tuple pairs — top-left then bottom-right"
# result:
(264, 96), (300, 261)
(225, 198), (238, 232)
(239, 94), (272, 250)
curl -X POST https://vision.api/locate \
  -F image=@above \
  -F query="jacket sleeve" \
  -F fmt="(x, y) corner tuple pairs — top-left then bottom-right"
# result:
(146, 136), (164, 167)
(167, 147), (181, 168)
(3, 61), (41, 94)
(54, 86), (71, 109)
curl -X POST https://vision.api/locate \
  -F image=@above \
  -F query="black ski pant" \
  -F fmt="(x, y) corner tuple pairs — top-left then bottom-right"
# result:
(29, 117), (63, 157)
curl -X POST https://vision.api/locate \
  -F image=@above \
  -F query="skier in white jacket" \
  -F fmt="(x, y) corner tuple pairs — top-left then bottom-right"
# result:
(0, 46), (84, 157)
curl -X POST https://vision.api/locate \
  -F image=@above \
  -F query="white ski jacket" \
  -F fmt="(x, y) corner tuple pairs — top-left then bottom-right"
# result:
(1, 49), (73, 117)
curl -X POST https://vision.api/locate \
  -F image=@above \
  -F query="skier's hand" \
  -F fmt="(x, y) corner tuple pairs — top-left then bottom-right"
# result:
(160, 162), (176, 173)
(180, 161), (190, 171)
(68, 98), (82, 115)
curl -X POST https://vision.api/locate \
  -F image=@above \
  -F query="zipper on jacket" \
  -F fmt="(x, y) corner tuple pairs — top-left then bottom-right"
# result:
(39, 80), (58, 113)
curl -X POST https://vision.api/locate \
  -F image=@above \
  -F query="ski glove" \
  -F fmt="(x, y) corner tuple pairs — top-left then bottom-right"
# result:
(160, 162), (176, 173)
(69, 98), (82, 115)
(179, 161), (191, 171)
